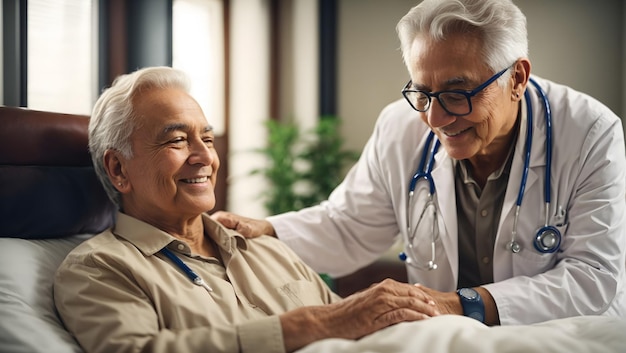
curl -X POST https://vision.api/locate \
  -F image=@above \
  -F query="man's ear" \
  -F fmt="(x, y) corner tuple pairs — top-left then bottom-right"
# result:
(103, 149), (130, 192)
(511, 58), (531, 101)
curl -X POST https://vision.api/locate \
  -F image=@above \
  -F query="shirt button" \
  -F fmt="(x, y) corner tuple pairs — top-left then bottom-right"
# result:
(482, 256), (490, 264)
(177, 243), (185, 251)
(481, 209), (488, 217)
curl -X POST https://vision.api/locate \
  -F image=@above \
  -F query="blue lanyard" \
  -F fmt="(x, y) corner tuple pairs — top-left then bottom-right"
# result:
(160, 247), (213, 293)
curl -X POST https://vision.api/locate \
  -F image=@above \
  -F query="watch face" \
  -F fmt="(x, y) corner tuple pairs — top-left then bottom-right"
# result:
(459, 288), (478, 300)
(457, 288), (484, 323)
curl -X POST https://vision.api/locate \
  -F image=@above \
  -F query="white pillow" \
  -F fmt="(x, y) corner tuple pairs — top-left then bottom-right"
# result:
(0, 235), (91, 353)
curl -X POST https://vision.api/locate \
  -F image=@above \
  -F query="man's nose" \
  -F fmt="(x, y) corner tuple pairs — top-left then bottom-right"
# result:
(425, 99), (456, 128)
(188, 140), (214, 166)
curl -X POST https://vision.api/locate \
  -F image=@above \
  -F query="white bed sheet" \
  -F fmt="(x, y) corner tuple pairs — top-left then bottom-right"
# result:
(297, 315), (626, 353)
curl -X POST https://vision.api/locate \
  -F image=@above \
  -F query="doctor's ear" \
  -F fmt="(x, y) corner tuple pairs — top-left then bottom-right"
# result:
(510, 59), (531, 101)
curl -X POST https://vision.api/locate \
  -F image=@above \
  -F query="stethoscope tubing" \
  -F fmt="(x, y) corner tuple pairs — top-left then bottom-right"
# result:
(403, 131), (440, 269)
(531, 78), (553, 204)
(409, 132), (440, 195)
(520, 77), (552, 207)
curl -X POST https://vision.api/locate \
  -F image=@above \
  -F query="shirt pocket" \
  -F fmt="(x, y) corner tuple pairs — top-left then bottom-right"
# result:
(511, 227), (564, 277)
(277, 280), (327, 309)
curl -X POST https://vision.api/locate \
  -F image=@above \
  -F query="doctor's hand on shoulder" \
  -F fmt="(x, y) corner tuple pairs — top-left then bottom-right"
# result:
(211, 211), (273, 238)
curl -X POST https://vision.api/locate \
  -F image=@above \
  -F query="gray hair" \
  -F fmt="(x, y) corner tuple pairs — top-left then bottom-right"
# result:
(397, 0), (528, 86)
(89, 66), (192, 208)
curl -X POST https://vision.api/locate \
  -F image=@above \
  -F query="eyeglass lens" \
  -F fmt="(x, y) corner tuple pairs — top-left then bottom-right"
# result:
(405, 91), (471, 115)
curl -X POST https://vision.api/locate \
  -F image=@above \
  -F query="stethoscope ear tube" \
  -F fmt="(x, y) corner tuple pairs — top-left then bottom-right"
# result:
(527, 78), (561, 253)
(508, 78), (562, 254)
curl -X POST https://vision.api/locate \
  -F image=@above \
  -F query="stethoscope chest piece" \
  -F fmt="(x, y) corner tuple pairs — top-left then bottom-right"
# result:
(534, 226), (561, 253)
(507, 241), (521, 254)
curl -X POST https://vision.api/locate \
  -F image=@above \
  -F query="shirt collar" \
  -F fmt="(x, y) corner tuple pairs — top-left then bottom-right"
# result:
(113, 212), (248, 256)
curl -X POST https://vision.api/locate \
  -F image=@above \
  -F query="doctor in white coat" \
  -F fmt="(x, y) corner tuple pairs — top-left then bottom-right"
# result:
(214, 0), (626, 326)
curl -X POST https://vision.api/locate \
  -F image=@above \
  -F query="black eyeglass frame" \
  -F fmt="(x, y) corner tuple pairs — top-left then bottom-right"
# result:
(401, 66), (512, 116)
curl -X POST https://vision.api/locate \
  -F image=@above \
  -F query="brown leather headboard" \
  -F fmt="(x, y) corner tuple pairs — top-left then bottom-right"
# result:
(0, 106), (116, 238)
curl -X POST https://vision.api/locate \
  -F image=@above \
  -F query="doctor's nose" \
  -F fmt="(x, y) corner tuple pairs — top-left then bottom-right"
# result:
(425, 99), (456, 129)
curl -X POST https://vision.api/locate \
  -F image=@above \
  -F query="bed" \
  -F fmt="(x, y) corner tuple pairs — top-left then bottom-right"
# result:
(297, 315), (626, 353)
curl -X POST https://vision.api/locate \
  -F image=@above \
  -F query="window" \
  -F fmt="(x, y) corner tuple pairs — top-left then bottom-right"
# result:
(27, 0), (97, 114)
(173, 0), (225, 135)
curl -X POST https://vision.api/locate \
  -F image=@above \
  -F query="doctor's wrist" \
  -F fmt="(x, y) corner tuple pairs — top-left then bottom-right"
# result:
(457, 288), (485, 323)
(474, 287), (500, 326)
(261, 220), (277, 238)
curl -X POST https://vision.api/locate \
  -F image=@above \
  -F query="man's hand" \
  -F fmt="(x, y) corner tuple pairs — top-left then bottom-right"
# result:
(413, 283), (462, 316)
(280, 278), (440, 352)
(210, 211), (276, 238)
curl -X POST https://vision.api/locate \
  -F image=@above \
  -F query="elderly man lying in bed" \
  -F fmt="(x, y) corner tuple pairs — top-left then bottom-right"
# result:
(53, 66), (441, 353)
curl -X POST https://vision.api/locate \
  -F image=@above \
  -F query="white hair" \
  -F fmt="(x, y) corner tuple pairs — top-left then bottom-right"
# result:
(89, 66), (191, 208)
(397, 0), (528, 86)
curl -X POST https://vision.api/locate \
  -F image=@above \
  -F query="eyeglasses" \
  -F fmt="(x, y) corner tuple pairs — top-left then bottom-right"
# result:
(401, 66), (511, 116)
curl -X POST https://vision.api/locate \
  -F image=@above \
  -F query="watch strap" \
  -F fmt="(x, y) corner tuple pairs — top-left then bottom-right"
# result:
(456, 288), (485, 323)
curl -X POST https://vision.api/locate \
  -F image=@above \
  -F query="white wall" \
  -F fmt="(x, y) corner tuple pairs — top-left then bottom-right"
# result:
(227, 0), (272, 218)
(277, 0), (319, 130)
(516, 0), (622, 116)
(337, 0), (626, 153)
(227, 0), (320, 218)
(291, 0), (319, 131)
(337, 0), (416, 153)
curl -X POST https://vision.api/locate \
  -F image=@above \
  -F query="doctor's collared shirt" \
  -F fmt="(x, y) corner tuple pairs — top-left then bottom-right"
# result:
(455, 129), (516, 289)
(54, 212), (340, 353)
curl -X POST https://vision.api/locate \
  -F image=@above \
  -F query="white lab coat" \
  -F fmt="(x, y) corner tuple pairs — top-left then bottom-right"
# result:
(269, 76), (626, 325)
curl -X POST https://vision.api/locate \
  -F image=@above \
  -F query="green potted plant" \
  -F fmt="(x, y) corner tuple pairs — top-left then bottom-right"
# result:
(297, 117), (360, 207)
(252, 116), (359, 215)
(251, 119), (303, 215)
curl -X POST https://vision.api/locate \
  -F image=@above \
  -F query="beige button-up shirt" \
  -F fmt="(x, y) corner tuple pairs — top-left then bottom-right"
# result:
(54, 212), (340, 353)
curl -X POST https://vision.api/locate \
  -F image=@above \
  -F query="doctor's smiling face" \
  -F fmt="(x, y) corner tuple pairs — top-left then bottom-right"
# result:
(105, 86), (220, 228)
(407, 31), (524, 167)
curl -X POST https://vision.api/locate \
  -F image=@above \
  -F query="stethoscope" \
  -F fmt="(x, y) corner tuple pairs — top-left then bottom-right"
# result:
(161, 247), (214, 294)
(399, 77), (562, 270)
